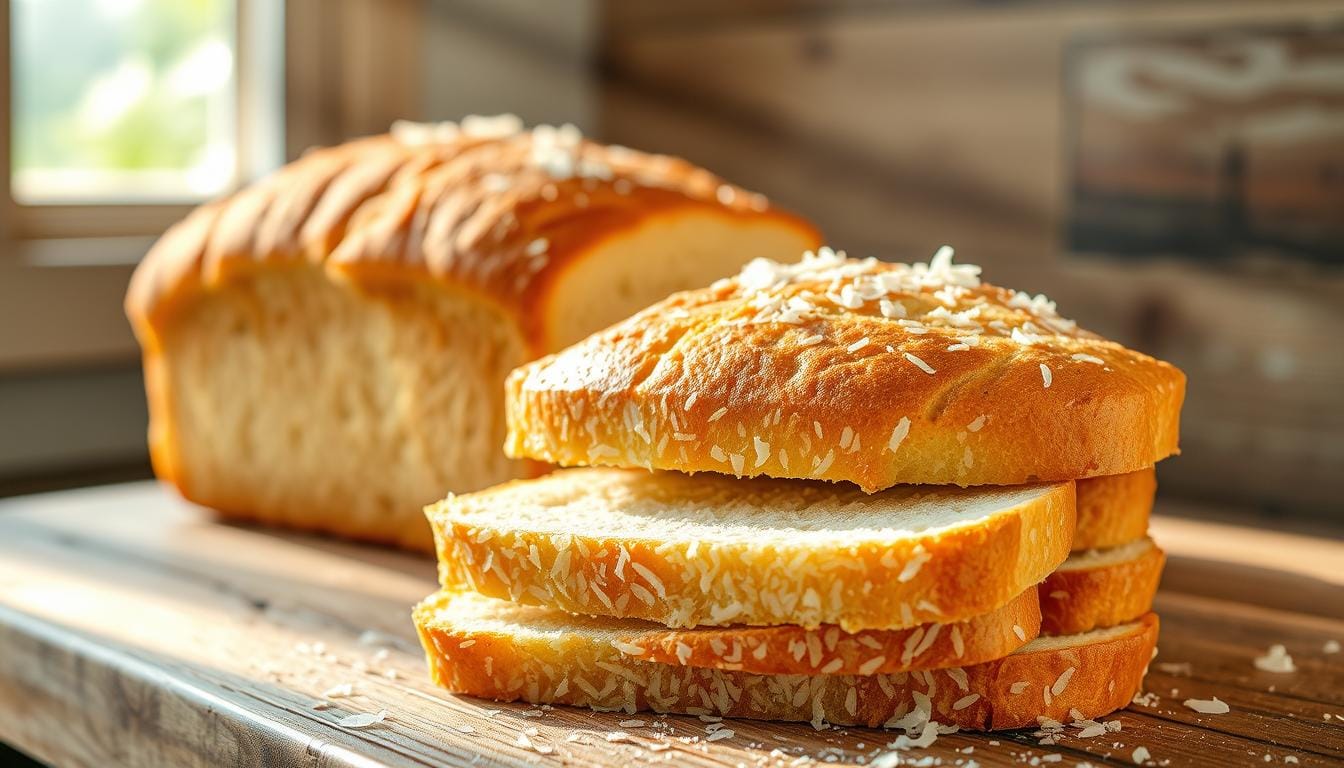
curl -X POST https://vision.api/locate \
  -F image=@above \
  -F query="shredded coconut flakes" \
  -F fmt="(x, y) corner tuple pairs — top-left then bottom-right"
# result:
(337, 710), (387, 729)
(1254, 644), (1296, 673)
(1184, 696), (1230, 714)
(905, 352), (936, 375)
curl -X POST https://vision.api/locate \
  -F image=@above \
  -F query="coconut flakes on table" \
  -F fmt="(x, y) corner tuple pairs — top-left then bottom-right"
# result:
(885, 721), (942, 750)
(337, 709), (388, 729)
(1184, 696), (1231, 714)
(1254, 644), (1297, 673)
(322, 683), (355, 698)
(1131, 691), (1161, 707)
(516, 731), (554, 754)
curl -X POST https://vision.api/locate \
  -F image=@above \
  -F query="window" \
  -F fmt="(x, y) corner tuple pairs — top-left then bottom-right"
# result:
(12, 0), (238, 203)
(0, 0), (283, 373)
(0, 0), (422, 479)
(2, 0), (282, 242)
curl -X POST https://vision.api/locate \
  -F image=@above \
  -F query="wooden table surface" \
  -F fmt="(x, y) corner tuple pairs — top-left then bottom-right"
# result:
(0, 482), (1340, 768)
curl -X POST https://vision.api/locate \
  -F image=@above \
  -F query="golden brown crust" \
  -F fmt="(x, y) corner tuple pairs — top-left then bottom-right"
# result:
(1074, 469), (1155, 551)
(625, 588), (1040, 676)
(429, 468), (1076, 632)
(126, 124), (818, 356)
(1039, 538), (1165, 636)
(414, 590), (1159, 731)
(505, 252), (1185, 490)
(124, 119), (819, 546)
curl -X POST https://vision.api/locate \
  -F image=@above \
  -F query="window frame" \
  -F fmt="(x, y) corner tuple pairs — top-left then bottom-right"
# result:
(0, 0), (285, 370)
(0, 0), (282, 240)
(0, 0), (425, 373)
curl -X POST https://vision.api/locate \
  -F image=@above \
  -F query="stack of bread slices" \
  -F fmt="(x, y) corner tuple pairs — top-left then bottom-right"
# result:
(413, 247), (1185, 732)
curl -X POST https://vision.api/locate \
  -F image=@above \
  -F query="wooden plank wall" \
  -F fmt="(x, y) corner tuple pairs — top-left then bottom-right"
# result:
(593, 0), (1344, 515)
(421, 0), (599, 130)
(285, 0), (427, 156)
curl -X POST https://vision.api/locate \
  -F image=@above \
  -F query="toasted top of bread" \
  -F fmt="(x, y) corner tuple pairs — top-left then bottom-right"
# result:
(125, 116), (817, 355)
(429, 467), (1074, 631)
(506, 248), (1185, 490)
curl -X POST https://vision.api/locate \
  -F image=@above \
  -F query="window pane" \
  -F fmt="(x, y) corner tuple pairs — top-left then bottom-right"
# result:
(12, 0), (236, 203)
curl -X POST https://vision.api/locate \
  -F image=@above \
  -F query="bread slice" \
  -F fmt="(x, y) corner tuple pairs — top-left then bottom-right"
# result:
(414, 590), (1159, 731)
(620, 587), (1039, 676)
(429, 467), (1075, 631)
(1039, 537), (1165, 636)
(505, 248), (1185, 491)
(1074, 469), (1155, 552)
(125, 117), (819, 548)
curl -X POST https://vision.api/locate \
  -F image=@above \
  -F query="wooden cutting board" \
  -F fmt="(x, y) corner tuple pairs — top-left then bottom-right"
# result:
(0, 482), (1340, 767)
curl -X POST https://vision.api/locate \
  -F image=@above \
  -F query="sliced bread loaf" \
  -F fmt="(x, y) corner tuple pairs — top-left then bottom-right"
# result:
(414, 590), (1159, 731)
(1039, 537), (1165, 636)
(505, 249), (1185, 491)
(497, 535), (1158, 676)
(429, 467), (1075, 631)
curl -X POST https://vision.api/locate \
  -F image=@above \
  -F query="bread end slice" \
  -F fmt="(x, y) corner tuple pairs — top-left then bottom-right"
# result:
(1074, 469), (1155, 552)
(1040, 537), (1165, 636)
(414, 590), (1159, 731)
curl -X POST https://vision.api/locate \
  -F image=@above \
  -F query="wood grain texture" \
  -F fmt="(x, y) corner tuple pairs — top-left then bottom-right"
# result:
(0, 482), (1341, 767)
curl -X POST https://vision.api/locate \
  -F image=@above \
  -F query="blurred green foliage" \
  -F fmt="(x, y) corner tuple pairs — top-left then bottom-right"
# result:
(12, 0), (232, 175)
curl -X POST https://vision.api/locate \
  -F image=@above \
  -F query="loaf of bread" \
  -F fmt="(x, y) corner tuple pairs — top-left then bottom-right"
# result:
(429, 467), (1075, 631)
(506, 248), (1185, 490)
(414, 589), (1159, 731)
(125, 116), (819, 548)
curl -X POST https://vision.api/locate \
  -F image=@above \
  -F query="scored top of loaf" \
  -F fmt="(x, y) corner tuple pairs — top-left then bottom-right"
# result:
(125, 115), (817, 353)
(505, 247), (1186, 490)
